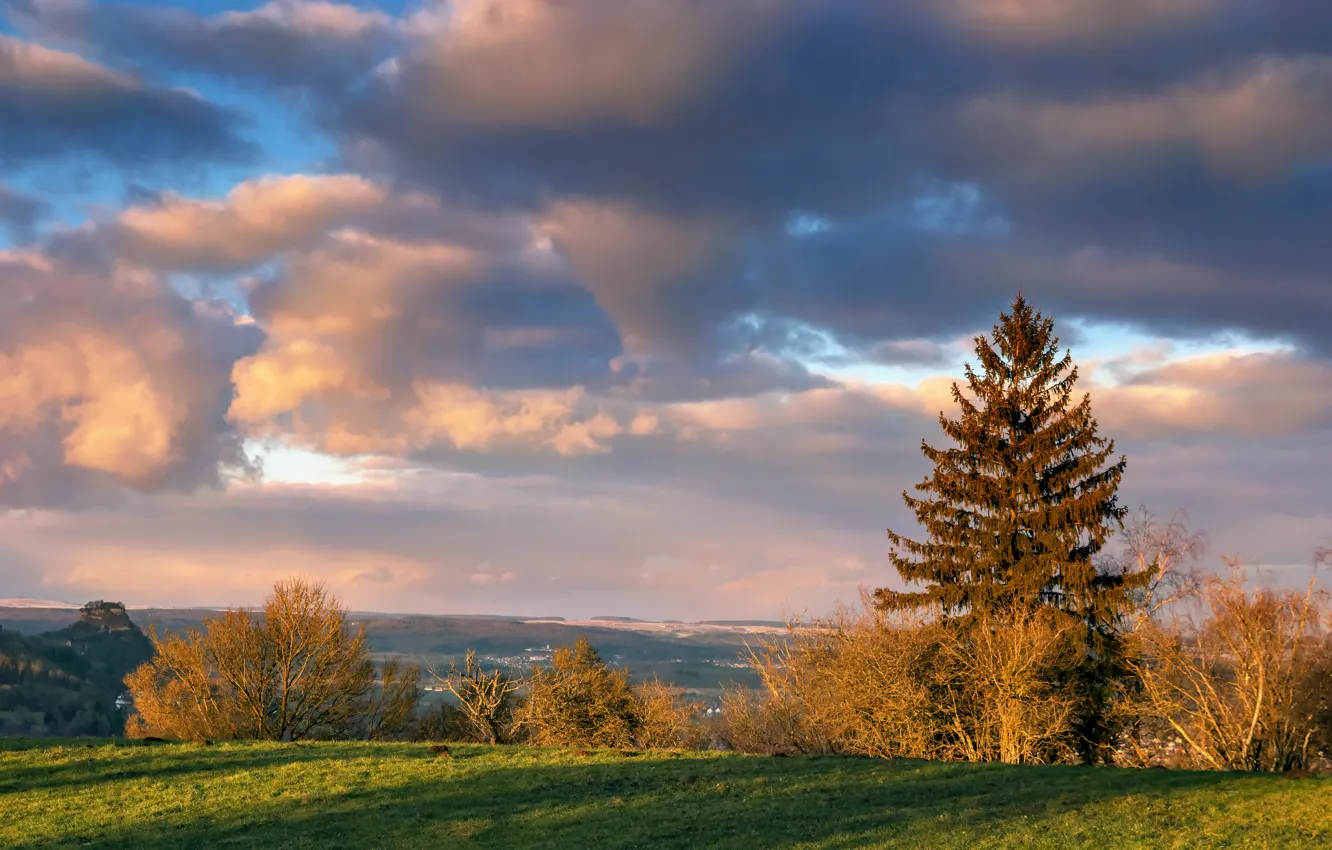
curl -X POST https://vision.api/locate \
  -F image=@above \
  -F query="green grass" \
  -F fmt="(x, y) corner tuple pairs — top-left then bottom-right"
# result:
(1, 740), (1328, 849)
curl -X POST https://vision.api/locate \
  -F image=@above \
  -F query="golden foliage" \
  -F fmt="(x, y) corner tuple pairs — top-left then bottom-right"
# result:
(125, 578), (418, 742)
(1125, 560), (1328, 771)
(514, 637), (640, 748)
(725, 593), (1083, 764)
(632, 679), (705, 750)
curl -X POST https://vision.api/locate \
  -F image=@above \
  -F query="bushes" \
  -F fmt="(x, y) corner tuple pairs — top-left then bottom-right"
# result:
(121, 564), (1331, 771)
(1302, 635), (1332, 759)
(723, 596), (1085, 764)
(713, 685), (826, 756)
(633, 679), (706, 750)
(441, 637), (704, 750)
(467, 540), (1319, 771)
(1123, 561), (1329, 771)
(514, 638), (641, 748)
(125, 579), (420, 742)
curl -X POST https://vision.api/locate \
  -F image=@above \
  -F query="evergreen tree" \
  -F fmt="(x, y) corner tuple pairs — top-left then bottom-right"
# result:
(876, 295), (1145, 631)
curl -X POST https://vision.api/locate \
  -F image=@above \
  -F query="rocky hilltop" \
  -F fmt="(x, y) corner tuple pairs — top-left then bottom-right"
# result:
(66, 601), (138, 635)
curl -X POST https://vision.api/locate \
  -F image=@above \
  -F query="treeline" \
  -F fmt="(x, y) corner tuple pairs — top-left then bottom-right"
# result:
(121, 560), (1332, 770)
(124, 297), (1332, 771)
(0, 628), (117, 736)
(123, 577), (704, 749)
(427, 524), (1332, 769)
(727, 552), (1332, 769)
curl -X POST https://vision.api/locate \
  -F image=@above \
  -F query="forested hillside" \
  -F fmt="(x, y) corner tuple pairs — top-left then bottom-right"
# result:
(0, 602), (153, 737)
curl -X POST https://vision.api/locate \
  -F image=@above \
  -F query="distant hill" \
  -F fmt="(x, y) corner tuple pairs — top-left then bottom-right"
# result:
(0, 601), (154, 737)
(0, 604), (773, 696)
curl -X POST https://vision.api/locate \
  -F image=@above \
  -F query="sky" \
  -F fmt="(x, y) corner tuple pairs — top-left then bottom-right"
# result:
(1, 0), (1330, 619)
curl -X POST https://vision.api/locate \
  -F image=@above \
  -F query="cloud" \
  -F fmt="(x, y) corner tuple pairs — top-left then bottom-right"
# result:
(3, 349), (1327, 616)
(49, 171), (549, 275)
(0, 248), (261, 507)
(537, 200), (744, 359)
(469, 567), (516, 586)
(114, 173), (389, 271)
(0, 477), (908, 618)
(0, 184), (47, 241)
(63, 174), (824, 445)
(949, 56), (1332, 185)
(326, 0), (1332, 357)
(1096, 350), (1332, 439)
(937, 0), (1222, 44)
(222, 223), (633, 456)
(2, 0), (1331, 617)
(0, 33), (255, 168)
(389, 0), (784, 128)
(4, 0), (398, 91)
(351, 565), (394, 585)
(15, 0), (1322, 359)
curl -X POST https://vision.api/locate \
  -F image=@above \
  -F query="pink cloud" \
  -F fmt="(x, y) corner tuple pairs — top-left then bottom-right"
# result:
(0, 248), (256, 506)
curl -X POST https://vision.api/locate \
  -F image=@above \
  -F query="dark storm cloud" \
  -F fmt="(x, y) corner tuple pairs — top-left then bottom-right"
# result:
(11, 0), (1328, 356)
(322, 0), (1332, 356)
(332, 1), (1332, 213)
(0, 34), (256, 168)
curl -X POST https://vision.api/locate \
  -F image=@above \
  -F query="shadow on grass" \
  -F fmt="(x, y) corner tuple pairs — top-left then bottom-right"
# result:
(5, 744), (1307, 850)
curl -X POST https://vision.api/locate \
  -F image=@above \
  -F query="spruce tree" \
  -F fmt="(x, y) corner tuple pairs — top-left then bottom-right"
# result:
(876, 295), (1144, 631)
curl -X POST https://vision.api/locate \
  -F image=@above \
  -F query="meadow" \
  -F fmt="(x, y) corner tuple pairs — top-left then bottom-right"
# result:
(1, 739), (1328, 849)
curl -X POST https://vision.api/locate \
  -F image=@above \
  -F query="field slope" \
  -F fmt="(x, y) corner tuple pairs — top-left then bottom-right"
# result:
(1, 740), (1327, 849)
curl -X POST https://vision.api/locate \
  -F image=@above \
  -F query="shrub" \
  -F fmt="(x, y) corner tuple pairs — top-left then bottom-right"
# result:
(733, 594), (1085, 764)
(632, 679), (705, 750)
(1299, 632), (1332, 760)
(360, 657), (424, 741)
(416, 700), (470, 743)
(124, 625), (237, 742)
(514, 638), (640, 748)
(936, 609), (1080, 765)
(714, 684), (828, 756)
(125, 578), (419, 742)
(512, 640), (709, 750)
(1126, 560), (1329, 771)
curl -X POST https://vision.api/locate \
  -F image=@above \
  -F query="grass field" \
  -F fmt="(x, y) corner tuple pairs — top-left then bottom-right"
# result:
(1, 739), (1328, 849)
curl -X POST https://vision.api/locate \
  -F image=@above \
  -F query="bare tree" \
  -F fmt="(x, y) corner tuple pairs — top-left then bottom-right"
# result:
(430, 650), (521, 744)
(1108, 507), (1209, 631)
(363, 657), (423, 741)
(1128, 560), (1327, 771)
(262, 579), (374, 741)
